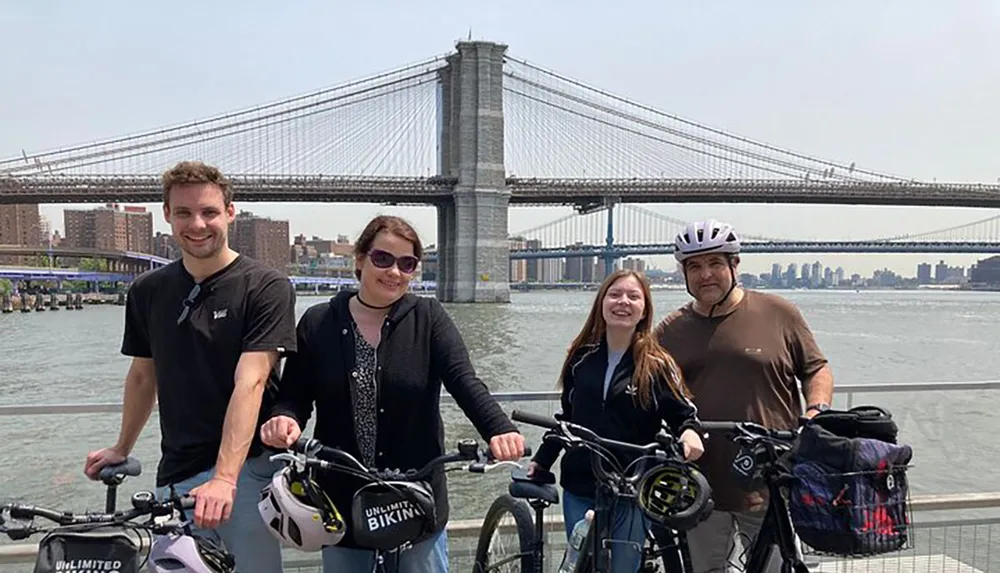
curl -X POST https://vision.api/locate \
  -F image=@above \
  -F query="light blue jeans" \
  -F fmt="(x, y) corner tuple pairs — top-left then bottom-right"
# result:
(154, 453), (283, 573)
(321, 530), (449, 573)
(563, 490), (649, 573)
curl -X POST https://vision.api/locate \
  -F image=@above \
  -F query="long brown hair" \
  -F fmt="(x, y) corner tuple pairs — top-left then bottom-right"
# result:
(558, 270), (692, 409)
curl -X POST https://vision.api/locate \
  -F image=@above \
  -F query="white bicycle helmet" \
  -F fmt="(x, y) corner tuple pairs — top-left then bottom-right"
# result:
(257, 465), (345, 552)
(674, 220), (741, 262)
(147, 532), (235, 573)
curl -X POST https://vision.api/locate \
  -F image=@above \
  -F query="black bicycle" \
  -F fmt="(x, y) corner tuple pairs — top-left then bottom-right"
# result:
(700, 419), (912, 573)
(272, 437), (531, 573)
(472, 410), (713, 573)
(0, 457), (234, 573)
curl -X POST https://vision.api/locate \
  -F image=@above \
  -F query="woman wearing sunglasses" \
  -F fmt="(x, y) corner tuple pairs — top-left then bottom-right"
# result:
(259, 214), (525, 572)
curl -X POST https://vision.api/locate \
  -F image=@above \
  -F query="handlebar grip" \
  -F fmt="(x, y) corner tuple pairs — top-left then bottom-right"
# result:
(176, 496), (196, 510)
(700, 421), (740, 433)
(511, 409), (559, 430)
(291, 436), (313, 454)
(9, 506), (32, 520)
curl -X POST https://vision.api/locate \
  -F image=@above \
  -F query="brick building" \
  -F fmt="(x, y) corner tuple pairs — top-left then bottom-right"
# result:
(63, 204), (153, 253)
(229, 211), (290, 273)
(0, 204), (42, 264)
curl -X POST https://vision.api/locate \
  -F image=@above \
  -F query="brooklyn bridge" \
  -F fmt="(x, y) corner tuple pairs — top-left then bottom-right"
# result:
(2, 40), (999, 301)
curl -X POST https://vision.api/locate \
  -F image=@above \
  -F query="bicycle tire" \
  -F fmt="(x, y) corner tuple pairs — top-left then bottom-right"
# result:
(472, 494), (538, 573)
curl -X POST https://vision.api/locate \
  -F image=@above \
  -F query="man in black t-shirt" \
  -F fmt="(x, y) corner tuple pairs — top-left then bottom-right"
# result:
(83, 161), (297, 573)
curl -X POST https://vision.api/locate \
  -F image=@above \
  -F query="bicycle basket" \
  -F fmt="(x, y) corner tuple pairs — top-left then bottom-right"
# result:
(786, 424), (913, 557)
(34, 523), (142, 573)
(350, 480), (437, 551)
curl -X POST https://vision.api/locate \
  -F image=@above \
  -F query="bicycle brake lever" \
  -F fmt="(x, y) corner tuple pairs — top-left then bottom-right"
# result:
(269, 452), (301, 465)
(471, 460), (524, 474)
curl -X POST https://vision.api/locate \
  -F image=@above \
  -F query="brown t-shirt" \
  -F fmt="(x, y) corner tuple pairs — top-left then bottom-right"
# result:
(655, 290), (828, 512)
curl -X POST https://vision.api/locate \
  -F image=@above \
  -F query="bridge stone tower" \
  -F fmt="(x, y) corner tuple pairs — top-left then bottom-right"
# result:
(435, 41), (510, 303)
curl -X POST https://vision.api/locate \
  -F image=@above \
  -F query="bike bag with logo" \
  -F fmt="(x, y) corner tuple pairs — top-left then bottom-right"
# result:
(34, 523), (141, 573)
(784, 421), (912, 557)
(350, 480), (437, 551)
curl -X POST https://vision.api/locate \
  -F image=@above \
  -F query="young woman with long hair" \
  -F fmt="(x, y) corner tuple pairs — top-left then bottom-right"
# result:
(529, 269), (705, 573)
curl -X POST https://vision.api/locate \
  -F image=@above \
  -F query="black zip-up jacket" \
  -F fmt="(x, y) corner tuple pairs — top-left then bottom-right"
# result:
(531, 340), (702, 498)
(270, 290), (518, 548)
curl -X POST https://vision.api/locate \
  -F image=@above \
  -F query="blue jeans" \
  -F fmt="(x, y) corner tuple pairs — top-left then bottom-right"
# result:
(563, 490), (648, 573)
(155, 453), (283, 573)
(321, 530), (449, 573)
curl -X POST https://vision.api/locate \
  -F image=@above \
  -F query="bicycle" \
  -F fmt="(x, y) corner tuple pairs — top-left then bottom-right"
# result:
(270, 436), (531, 573)
(472, 409), (713, 573)
(0, 456), (235, 573)
(699, 419), (912, 573)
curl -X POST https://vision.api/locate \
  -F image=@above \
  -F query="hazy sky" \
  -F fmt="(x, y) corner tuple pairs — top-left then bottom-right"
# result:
(2, 1), (999, 276)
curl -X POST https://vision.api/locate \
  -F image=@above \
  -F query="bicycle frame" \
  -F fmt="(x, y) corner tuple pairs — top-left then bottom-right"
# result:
(510, 410), (704, 573)
(700, 421), (809, 573)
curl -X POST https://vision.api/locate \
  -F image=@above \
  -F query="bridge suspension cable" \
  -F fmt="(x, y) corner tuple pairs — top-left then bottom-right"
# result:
(503, 56), (912, 183)
(0, 55), (448, 178)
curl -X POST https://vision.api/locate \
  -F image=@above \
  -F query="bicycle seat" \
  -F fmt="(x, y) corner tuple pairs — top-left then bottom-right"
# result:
(99, 457), (142, 484)
(509, 467), (559, 505)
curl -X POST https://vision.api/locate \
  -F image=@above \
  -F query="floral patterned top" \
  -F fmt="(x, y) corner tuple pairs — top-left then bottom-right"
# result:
(351, 319), (378, 467)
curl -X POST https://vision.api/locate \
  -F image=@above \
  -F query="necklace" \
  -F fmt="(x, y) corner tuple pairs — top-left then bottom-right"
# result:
(356, 293), (393, 310)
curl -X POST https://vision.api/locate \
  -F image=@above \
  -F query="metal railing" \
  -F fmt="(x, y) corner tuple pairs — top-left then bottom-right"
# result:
(3, 379), (999, 417)
(2, 380), (999, 571)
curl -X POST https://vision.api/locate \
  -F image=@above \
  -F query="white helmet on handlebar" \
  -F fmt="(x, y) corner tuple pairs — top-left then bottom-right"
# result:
(257, 465), (345, 552)
(147, 532), (235, 573)
(674, 219), (741, 263)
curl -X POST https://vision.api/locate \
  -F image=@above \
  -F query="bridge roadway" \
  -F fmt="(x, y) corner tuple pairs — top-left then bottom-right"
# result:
(4, 174), (1000, 208)
(420, 240), (1000, 262)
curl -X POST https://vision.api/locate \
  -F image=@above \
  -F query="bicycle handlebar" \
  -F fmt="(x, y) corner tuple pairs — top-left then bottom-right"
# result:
(700, 421), (799, 444)
(0, 493), (196, 540)
(512, 409), (681, 459)
(281, 437), (533, 482)
(511, 409), (684, 493)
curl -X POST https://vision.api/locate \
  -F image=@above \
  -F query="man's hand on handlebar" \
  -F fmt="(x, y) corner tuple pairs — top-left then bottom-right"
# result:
(189, 477), (236, 530)
(489, 431), (526, 461)
(83, 447), (127, 481)
(260, 415), (302, 449)
(679, 428), (705, 462)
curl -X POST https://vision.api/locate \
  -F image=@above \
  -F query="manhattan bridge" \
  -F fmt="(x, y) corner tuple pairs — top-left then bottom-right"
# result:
(2, 40), (1000, 302)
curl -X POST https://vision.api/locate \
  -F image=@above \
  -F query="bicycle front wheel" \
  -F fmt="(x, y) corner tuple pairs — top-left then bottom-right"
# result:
(472, 494), (537, 573)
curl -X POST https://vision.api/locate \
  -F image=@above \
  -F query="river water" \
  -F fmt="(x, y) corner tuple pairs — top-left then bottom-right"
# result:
(1, 288), (999, 545)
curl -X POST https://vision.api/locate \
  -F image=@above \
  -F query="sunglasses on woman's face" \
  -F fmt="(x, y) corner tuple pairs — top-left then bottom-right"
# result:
(368, 249), (419, 274)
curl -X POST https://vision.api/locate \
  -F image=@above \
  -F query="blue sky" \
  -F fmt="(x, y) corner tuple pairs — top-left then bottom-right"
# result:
(2, 0), (998, 275)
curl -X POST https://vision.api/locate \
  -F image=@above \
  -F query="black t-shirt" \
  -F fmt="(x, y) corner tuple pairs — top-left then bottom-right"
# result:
(121, 255), (297, 487)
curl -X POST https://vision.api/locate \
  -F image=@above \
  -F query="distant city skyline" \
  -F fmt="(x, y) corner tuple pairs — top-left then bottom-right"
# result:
(24, 204), (990, 279)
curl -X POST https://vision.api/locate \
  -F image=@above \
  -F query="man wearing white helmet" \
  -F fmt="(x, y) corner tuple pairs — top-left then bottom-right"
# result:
(655, 219), (834, 573)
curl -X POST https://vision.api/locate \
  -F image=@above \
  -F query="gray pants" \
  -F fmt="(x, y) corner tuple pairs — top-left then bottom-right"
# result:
(686, 510), (790, 573)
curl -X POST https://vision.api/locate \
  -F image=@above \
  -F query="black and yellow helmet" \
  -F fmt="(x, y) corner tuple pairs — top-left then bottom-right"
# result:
(637, 460), (713, 531)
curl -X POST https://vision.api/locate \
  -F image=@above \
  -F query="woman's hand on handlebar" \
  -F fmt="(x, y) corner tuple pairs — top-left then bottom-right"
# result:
(489, 431), (527, 461)
(679, 428), (705, 462)
(260, 416), (302, 449)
